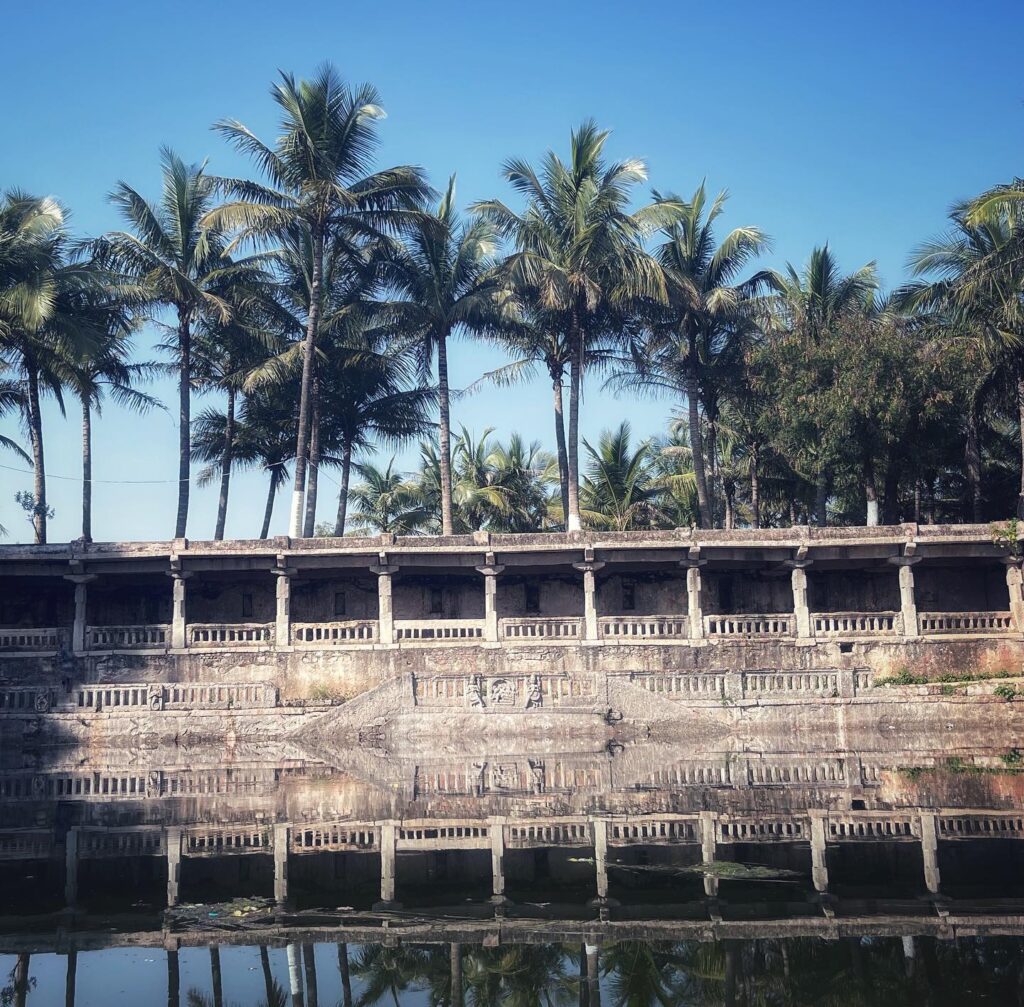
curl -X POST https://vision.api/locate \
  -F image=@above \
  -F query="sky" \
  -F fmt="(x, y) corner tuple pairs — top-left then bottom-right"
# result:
(1, 0), (1022, 543)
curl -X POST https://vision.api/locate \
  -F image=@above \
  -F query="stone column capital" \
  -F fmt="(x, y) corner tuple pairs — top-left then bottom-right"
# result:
(63, 573), (97, 584)
(476, 565), (505, 577)
(369, 563), (399, 576)
(573, 561), (606, 574)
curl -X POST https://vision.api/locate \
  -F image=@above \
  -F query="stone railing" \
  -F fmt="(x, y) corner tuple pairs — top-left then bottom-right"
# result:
(813, 612), (901, 637)
(76, 827), (166, 858)
(0, 627), (65, 652)
(744, 670), (842, 698)
(291, 824), (379, 852)
(75, 682), (276, 711)
(394, 618), (485, 642)
(291, 620), (377, 645)
(0, 687), (55, 714)
(500, 616), (582, 641)
(704, 614), (794, 638)
(937, 813), (1024, 838)
(827, 815), (919, 840)
(183, 826), (272, 856)
(85, 624), (170, 649)
(188, 623), (273, 647)
(918, 611), (1015, 635)
(599, 614), (689, 641)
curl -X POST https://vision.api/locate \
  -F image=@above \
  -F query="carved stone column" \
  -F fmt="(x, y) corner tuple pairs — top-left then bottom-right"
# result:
(573, 550), (605, 642)
(590, 818), (612, 905)
(682, 551), (706, 641)
(889, 555), (920, 639)
(273, 823), (290, 907)
(699, 811), (718, 897)
(64, 827), (79, 909)
(274, 557), (294, 650)
(166, 827), (182, 907)
(788, 557), (812, 640)
(919, 813), (941, 894)
(489, 818), (508, 904)
(64, 573), (96, 654)
(809, 812), (829, 893)
(376, 821), (399, 908)
(370, 554), (399, 645)
(1004, 560), (1024, 632)
(476, 557), (505, 644)
(168, 564), (191, 651)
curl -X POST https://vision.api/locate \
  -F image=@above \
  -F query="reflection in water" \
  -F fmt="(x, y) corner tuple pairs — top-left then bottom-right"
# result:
(1, 714), (1023, 1003)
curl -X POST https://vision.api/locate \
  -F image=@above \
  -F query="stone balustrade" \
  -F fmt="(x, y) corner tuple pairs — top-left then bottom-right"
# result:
(394, 618), (485, 642)
(188, 622), (274, 647)
(74, 682), (276, 712)
(813, 612), (901, 637)
(0, 627), (65, 652)
(599, 614), (689, 640)
(499, 616), (582, 641)
(85, 624), (170, 649)
(291, 619), (377, 645)
(0, 687), (54, 713)
(704, 613), (794, 638)
(918, 611), (1015, 634)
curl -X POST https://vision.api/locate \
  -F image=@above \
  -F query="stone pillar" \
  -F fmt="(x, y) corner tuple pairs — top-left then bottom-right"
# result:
(592, 818), (610, 903)
(370, 557), (398, 645)
(64, 575), (95, 654)
(377, 822), (398, 907)
(273, 823), (290, 907)
(685, 563), (705, 640)
(64, 828), (79, 909)
(699, 811), (718, 898)
(489, 819), (507, 904)
(891, 558), (920, 639)
(166, 827), (182, 908)
(809, 813), (829, 893)
(790, 563), (812, 640)
(169, 570), (190, 650)
(477, 560), (504, 644)
(574, 557), (605, 642)
(919, 812), (941, 895)
(1005, 562), (1024, 632)
(274, 561), (293, 649)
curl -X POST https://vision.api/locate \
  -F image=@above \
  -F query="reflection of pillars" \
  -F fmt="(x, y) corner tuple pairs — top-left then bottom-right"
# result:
(166, 827), (182, 907)
(890, 556), (920, 639)
(13, 954), (29, 1007)
(64, 574), (94, 653)
(809, 813), (829, 893)
(477, 559), (504, 643)
(169, 568), (190, 650)
(302, 945), (319, 1007)
(700, 811), (718, 897)
(789, 562), (812, 639)
(920, 812), (941, 894)
(593, 818), (609, 902)
(275, 560), (293, 649)
(574, 554), (605, 641)
(585, 944), (601, 1007)
(286, 943), (305, 1007)
(64, 828), (78, 909)
(490, 819), (507, 903)
(1005, 562), (1024, 632)
(450, 943), (463, 1007)
(65, 947), (77, 1007)
(274, 823), (290, 907)
(378, 822), (398, 906)
(167, 948), (180, 1007)
(370, 556), (398, 644)
(210, 947), (223, 1007)
(684, 561), (705, 640)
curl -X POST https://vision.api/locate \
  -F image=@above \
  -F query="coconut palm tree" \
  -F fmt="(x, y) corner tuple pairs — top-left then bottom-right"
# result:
(105, 148), (237, 538)
(206, 63), (431, 537)
(579, 422), (664, 531)
(348, 458), (425, 534)
(377, 175), (509, 535)
(473, 122), (682, 531)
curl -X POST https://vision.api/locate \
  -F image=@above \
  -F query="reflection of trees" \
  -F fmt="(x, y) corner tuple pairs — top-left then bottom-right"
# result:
(351, 944), (428, 1006)
(463, 944), (574, 1007)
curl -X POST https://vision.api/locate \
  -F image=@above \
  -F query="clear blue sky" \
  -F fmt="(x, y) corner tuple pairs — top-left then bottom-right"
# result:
(1, 0), (1021, 542)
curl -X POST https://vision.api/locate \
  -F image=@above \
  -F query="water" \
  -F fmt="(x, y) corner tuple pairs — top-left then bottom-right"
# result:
(2, 709), (1023, 1004)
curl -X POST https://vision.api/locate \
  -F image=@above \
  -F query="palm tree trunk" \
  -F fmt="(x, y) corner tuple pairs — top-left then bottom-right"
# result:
(586, 944), (600, 1007)
(302, 384), (321, 537)
(814, 471), (828, 527)
(685, 341), (711, 529)
(750, 443), (760, 529)
(174, 312), (191, 539)
(579, 944), (589, 1007)
(1015, 372), (1024, 520)
(965, 399), (983, 522)
(13, 953), (29, 1007)
(883, 461), (900, 525)
(214, 387), (236, 540)
(25, 358), (47, 544)
(260, 946), (275, 1004)
(287, 943), (305, 1007)
(167, 948), (179, 1007)
(210, 946), (224, 1007)
(437, 329), (455, 535)
(289, 227), (325, 538)
(724, 483), (735, 530)
(552, 373), (570, 525)
(337, 943), (352, 1007)
(864, 451), (879, 526)
(566, 325), (583, 532)
(450, 943), (463, 1007)
(334, 441), (353, 536)
(707, 417), (719, 527)
(65, 947), (77, 1007)
(81, 396), (92, 542)
(260, 472), (277, 539)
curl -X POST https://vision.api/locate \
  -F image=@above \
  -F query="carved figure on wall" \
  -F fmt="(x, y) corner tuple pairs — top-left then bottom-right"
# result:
(148, 686), (164, 712)
(33, 692), (50, 713)
(528, 759), (546, 793)
(491, 763), (519, 790)
(471, 760), (487, 795)
(490, 678), (515, 705)
(525, 675), (543, 709)
(467, 675), (485, 708)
